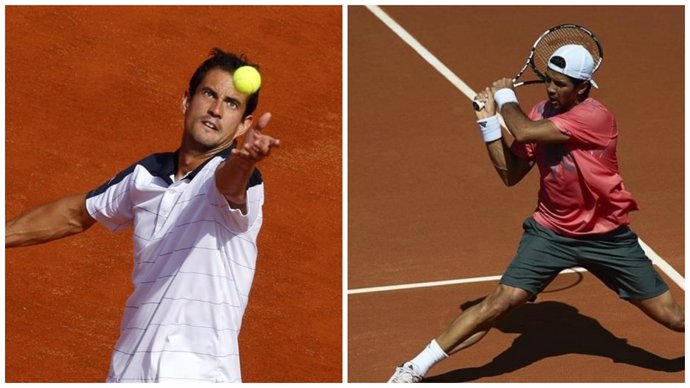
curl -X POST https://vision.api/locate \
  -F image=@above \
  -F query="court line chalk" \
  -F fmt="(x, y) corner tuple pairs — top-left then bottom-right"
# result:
(348, 268), (588, 295)
(365, 5), (477, 100)
(639, 239), (685, 290)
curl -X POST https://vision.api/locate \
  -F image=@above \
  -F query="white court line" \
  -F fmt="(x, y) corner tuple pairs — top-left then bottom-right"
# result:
(349, 268), (587, 295)
(365, 5), (507, 128)
(353, 5), (685, 295)
(365, 5), (476, 100)
(639, 239), (685, 290)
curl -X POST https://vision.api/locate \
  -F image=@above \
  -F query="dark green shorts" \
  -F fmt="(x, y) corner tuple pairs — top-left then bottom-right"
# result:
(500, 217), (669, 300)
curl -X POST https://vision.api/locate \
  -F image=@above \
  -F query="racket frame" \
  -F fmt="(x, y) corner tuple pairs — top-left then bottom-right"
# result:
(473, 23), (603, 111)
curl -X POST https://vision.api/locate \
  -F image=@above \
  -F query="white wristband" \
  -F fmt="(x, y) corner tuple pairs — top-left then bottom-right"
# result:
(493, 88), (518, 110)
(476, 115), (501, 142)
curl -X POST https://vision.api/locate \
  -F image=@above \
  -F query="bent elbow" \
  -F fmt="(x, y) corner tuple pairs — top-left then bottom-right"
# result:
(505, 179), (520, 187)
(68, 195), (96, 234)
(67, 213), (94, 235)
(511, 127), (530, 143)
(502, 176), (518, 187)
(504, 172), (524, 187)
(497, 171), (515, 187)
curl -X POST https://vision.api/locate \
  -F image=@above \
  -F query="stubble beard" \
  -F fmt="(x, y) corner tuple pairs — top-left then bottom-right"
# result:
(183, 120), (237, 155)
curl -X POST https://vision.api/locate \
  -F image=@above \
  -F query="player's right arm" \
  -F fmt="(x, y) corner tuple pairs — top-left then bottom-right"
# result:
(5, 193), (96, 248)
(474, 87), (533, 187)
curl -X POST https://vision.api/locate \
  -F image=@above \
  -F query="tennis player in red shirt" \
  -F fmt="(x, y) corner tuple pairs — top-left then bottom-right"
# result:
(388, 44), (684, 383)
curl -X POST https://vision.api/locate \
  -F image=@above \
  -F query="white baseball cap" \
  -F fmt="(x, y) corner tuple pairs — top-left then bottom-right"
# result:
(547, 44), (598, 88)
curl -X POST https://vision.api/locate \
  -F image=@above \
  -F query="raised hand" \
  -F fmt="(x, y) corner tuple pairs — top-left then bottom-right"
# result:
(232, 112), (281, 163)
(490, 78), (514, 94)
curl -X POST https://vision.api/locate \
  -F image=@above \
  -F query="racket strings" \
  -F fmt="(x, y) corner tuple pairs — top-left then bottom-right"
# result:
(533, 28), (601, 75)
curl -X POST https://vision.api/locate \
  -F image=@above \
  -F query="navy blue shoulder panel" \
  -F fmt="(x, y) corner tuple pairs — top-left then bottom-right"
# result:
(87, 147), (263, 199)
(248, 168), (263, 189)
(86, 152), (176, 199)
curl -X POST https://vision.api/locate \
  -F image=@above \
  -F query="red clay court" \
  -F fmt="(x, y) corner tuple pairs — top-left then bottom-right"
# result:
(348, 5), (684, 383)
(6, 6), (342, 383)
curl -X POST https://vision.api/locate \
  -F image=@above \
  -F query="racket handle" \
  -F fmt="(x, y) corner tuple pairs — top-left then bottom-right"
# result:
(473, 98), (485, 111)
(473, 80), (544, 111)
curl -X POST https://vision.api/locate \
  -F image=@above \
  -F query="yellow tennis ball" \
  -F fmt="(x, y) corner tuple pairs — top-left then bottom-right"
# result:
(233, 66), (261, 95)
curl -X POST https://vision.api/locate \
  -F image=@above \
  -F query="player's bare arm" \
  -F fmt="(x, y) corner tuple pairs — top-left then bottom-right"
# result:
(491, 78), (570, 144)
(215, 111), (280, 213)
(5, 193), (96, 248)
(475, 87), (533, 186)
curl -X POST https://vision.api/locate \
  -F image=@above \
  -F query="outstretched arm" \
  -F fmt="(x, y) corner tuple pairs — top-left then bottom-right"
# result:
(474, 87), (533, 186)
(215, 112), (281, 213)
(6, 193), (96, 248)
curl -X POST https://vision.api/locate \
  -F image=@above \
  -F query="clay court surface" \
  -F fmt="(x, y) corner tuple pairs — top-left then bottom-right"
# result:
(6, 6), (341, 382)
(348, 6), (684, 383)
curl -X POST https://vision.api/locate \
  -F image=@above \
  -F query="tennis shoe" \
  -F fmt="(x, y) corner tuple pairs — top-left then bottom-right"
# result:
(387, 362), (423, 383)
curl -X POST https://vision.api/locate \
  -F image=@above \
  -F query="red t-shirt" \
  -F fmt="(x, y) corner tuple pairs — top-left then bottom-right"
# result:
(510, 97), (639, 236)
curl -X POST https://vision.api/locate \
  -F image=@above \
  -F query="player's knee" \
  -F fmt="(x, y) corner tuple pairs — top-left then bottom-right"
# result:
(651, 303), (684, 332)
(631, 292), (684, 332)
(481, 294), (517, 321)
(666, 308), (684, 332)
(670, 319), (684, 332)
(477, 299), (507, 323)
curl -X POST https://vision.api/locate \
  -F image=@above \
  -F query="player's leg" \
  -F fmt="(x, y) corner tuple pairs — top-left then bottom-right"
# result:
(443, 216), (578, 355)
(386, 284), (533, 383)
(436, 283), (532, 354)
(577, 225), (683, 332)
(628, 290), (684, 332)
(387, 218), (574, 383)
(585, 259), (683, 332)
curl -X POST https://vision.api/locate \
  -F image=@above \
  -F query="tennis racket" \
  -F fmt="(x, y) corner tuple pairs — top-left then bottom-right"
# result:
(473, 23), (603, 111)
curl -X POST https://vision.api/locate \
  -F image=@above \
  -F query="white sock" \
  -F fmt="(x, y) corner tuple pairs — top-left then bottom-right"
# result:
(408, 339), (448, 376)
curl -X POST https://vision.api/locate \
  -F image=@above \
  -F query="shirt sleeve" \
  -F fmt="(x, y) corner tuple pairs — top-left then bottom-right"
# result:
(209, 180), (264, 235)
(548, 100), (616, 147)
(85, 164), (137, 232)
(203, 159), (264, 235)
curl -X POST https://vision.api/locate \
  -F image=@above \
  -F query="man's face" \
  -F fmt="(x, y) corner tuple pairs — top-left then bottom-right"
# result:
(544, 68), (585, 112)
(182, 68), (253, 152)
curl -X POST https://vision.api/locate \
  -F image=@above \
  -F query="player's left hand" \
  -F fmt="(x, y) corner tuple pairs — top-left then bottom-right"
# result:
(490, 78), (514, 94)
(232, 112), (281, 162)
(474, 87), (496, 119)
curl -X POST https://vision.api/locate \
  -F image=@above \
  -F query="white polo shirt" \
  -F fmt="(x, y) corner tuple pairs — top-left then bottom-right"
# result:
(85, 147), (264, 383)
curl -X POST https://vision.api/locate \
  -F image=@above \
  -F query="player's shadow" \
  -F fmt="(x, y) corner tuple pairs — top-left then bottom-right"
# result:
(424, 298), (684, 382)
